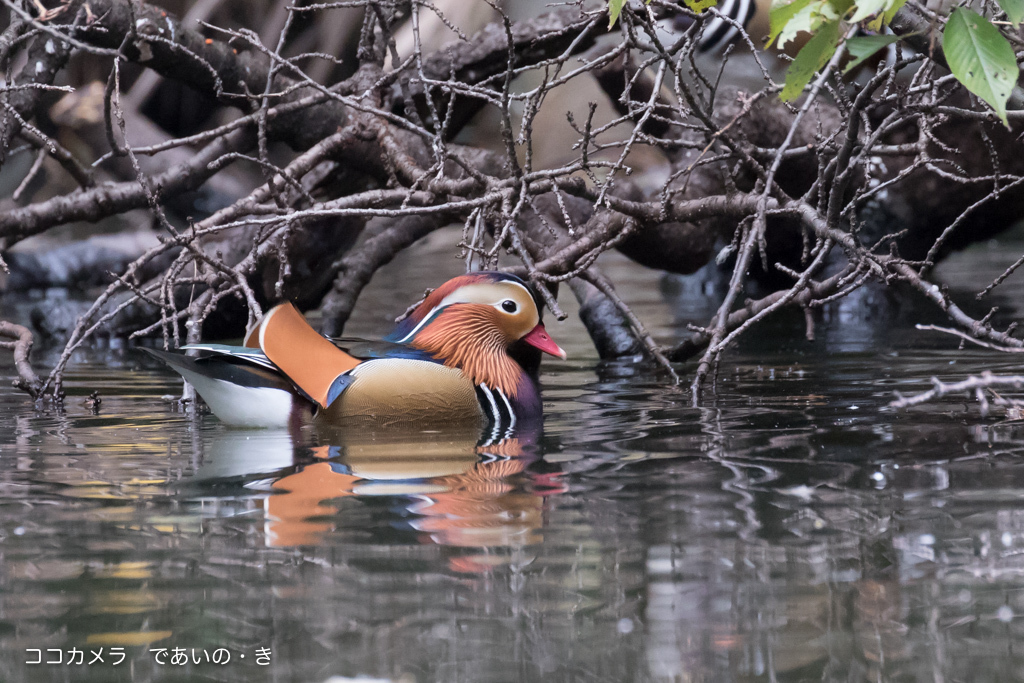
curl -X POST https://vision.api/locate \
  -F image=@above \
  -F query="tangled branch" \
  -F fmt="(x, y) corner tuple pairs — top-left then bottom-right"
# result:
(1, 0), (1024, 407)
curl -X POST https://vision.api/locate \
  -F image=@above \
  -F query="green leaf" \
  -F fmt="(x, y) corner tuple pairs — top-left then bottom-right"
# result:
(849, 0), (890, 24)
(781, 19), (841, 101)
(881, 0), (907, 23)
(609, 0), (625, 28)
(768, 0), (814, 47)
(608, 0), (655, 28)
(865, 0), (906, 30)
(843, 33), (901, 73)
(828, 0), (856, 14)
(683, 0), (718, 13)
(997, 0), (1024, 27)
(774, 0), (839, 49)
(943, 7), (1017, 127)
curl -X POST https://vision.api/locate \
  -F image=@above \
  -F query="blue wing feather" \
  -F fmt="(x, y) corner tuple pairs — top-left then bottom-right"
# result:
(182, 338), (438, 365)
(326, 337), (439, 363)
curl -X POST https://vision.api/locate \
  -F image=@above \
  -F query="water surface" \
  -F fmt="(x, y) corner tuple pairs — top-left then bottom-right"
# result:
(3, 238), (1024, 682)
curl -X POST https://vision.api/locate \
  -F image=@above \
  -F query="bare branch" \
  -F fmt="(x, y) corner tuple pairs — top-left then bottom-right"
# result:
(0, 321), (43, 399)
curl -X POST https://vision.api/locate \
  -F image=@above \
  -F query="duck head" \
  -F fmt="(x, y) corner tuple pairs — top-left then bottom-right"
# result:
(388, 272), (565, 397)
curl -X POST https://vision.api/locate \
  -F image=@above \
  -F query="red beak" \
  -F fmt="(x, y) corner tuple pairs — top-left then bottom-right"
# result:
(522, 323), (566, 360)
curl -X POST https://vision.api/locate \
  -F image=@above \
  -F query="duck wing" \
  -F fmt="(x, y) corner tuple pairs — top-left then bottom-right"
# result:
(143, 346), (290, 391)
(327, 336), (437, 362)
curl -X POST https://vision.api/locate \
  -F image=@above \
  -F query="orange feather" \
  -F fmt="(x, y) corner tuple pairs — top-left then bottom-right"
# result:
(259, 303), (361, 407)
(409, 305), (524, 397)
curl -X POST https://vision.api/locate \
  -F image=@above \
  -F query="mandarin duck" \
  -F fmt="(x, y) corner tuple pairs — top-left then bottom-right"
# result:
(144, 271), (565, 433)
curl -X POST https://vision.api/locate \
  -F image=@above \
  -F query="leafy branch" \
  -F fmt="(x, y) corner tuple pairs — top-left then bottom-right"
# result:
(768, 0), (1021, 120)
(608, 0), (718, 28)
(606, 0), (1023, 119)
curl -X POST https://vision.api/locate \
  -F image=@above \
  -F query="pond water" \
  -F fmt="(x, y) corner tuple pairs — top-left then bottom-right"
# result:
(3, 234), (1024, 683)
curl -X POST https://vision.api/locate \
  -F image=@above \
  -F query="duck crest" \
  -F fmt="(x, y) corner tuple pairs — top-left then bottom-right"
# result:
(390, 271), (535, 342)
(409, 306), (525, 398)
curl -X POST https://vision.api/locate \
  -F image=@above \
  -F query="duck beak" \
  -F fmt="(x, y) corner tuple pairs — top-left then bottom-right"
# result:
(522, 323), (567, 360)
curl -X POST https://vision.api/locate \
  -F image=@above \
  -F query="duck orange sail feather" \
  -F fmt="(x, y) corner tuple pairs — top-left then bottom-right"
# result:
(258, 303), (361, 408)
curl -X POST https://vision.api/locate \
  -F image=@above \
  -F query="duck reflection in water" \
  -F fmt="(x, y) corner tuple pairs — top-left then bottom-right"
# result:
(195, 421), (565, 567)
(275, 436), (556, 551)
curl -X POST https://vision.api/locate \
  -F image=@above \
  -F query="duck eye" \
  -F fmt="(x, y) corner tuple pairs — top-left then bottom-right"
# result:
(501, 299), (518, 313)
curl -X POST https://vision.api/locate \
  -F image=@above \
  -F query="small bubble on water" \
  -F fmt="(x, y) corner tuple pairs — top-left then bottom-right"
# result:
(1003, 532), (1014, 547)
(617, 618), (634, 634)
(997, 606), (1014, 623)
(13, 527), (25, 536)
